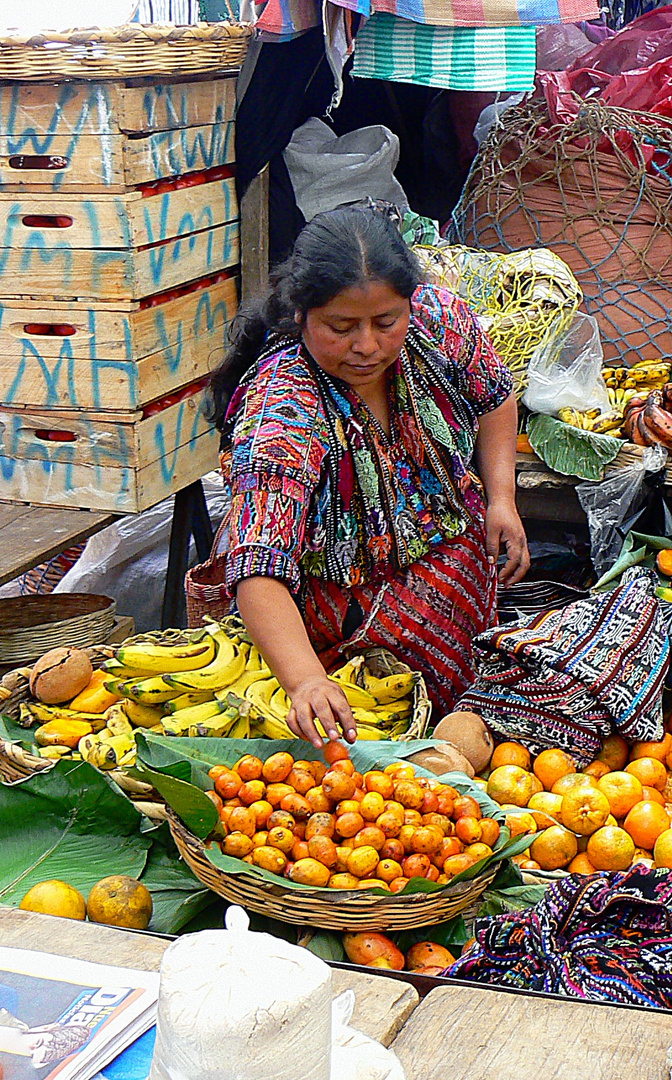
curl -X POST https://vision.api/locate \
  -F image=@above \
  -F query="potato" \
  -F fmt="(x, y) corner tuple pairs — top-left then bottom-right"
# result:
(30, 647), (93, 705)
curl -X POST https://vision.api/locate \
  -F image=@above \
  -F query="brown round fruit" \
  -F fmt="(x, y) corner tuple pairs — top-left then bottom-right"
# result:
(86, 875), (153, 930)
(30, 647), (93, 705)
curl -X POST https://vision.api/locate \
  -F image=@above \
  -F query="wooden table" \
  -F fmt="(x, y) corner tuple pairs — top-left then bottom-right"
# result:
(0, 503), (117, 587)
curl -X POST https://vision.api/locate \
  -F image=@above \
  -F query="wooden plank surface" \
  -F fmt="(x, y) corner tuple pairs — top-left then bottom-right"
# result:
(0, 503), (116, 585)
(0, 907), (420, 1046)
(391, 984), (672, 1080)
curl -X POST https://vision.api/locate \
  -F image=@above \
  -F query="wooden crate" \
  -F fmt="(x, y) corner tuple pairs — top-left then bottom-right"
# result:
(0, 76), (237, 193)
(0, 276), (236, 411)
(0, 177), (239, 300)
(0, 386), (220, 513)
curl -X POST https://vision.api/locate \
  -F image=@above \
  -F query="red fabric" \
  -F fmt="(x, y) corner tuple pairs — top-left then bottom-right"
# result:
(304, 492), (497, 716)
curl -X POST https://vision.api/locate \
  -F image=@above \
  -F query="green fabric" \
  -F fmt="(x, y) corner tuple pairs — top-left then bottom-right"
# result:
(352, 15), (537, 91)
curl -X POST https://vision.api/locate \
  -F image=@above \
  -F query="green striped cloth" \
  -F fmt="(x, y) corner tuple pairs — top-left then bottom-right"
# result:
(351, 14), (537, 91)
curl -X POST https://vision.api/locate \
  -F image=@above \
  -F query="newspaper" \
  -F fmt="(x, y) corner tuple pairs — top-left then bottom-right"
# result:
(0, 947), (159, 1080)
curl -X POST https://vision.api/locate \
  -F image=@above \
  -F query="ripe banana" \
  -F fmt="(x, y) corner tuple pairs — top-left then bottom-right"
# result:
(244, 676), (281, 714)
(252, 714), (294, 739)
(360, 670), (416, 704)
(118, 675), (182, 705)
(246, 644), (266, 671)
(38, 745), (72, 759)
(85, 733), (137, 769)
(101, 658), (151, 680)
(104, 703), (134, 737)
(228, 714), (251, 739)
(123, 700), (165, 728)
(23, 702), (107, 731)
(165, 690), (215, 713)
(165, 632), (245, 691)
(162, 699), (224, 734)
(328, 678), (378, 710)
(330, 656), (365, 684)
(116, 635), (216, 673)
(215, 666), (271, 701)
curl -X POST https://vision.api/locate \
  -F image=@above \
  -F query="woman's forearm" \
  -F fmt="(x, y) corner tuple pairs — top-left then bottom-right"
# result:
(236, 577), (325, 694)
(475, 391), (518, 505)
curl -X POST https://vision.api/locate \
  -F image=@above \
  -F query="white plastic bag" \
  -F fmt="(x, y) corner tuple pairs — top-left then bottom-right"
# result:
(150, 907), (332, 1080)
(576, 445), (668, 575)
(54, 472), (230, 632)
(330, 991), (406, 1080)
(523, 312), (610, 416)
(283, 117), (408, 222)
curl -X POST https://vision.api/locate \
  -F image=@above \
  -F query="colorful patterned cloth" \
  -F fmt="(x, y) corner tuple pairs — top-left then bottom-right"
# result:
(330, 0), (600, 27)
(446, 866), (672, 1009)
(352, 17), (538, 91)
(219, 282), (511, 712)
(458, 567), (668, 766)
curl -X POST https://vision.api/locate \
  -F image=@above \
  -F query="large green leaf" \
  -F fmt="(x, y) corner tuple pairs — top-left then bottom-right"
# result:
(140, 825), (219, 934)
(593, 530), (672, 591)
(527, 412), (622, 481)
(132, 759), (218, 840)
(0, 759), (151, 903)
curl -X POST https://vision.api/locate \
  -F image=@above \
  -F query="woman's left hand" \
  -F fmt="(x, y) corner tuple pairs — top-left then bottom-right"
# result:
(485, 500), (530, 587)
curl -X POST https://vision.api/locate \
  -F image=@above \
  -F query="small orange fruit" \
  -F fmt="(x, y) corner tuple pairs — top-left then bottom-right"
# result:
(442, 853), (477, 877)
(353, 825), (387, 851)
(248, 800), (273, 829)
(629, 734), (672, 763)
(376, 858), (404, 883)
(262, 752), (294, 783)
(631, 848), (654, 867)
(464, 842), (493, 861)
(305, 812), (336, 840)
(288, 858), (331, 887)
(235, 754), (264, 781)
(597, 771), (643, 819)
(487, 765), (535, 807)
(623, 800), (670, 850)
(490, 742), (531, 771)
(533, 749), (576, 791)
(214, 769), (242, 800)
(306, 786), (332, 813)
(323, 770), (356, 802)
(455, 816), (482, 844)
(596, 733), (629, 771)
(266, 782), (294, 808)
(393, 780), (425, 810)
(228, 806), (256, 837)
(452, 795), (483, 820)
(252, 846), (287, 874)
(567, 852), (598, 875)
(625, 757), (667, 791)
(653, 828), (672, 868)
(347, 845), (380, 878)
(560, 786), (610, 836)
(222, 832), (254, 858)
(359, 791), (386, 822)
(286, 768), (314, 796)
(358, 878), (390, 891)
(586, 826), (635, 870)
(324, 741), (350, 765)
(328, 872), (360, 889)
(410, 826), (443, 855)
(479, 818), (501, 847)
(551, 773), (597, 798)
(364, 771), (394, 799)
(389, 877), (410, 893)
(582, 760), (611, 780)
(335, 811), (364, 838)
(238, 779), (266, 806)
(402, 853), (432, 879)
(529, 825), (578, 870)
(307, 835), (339, 868)
(280, 793), (312, 821)
(267, 826), (295, 854)
(380, 838), (405, 862)
(527, 792), (564, 828)
(376, 811), (403, 838)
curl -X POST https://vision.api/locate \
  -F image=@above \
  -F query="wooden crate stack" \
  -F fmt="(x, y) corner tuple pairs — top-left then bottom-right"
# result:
(0, 75), (239, 512)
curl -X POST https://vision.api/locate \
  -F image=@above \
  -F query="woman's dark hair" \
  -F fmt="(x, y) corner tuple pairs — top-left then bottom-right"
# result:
(209, 205), (421, 429)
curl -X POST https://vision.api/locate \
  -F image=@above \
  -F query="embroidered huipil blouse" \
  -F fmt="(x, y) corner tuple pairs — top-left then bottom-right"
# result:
(220, 283), (512, 603)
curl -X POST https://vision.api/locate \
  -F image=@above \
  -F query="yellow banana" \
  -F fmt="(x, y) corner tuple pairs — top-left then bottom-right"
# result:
(270, 685), (291, 717)
(24, 702), (107, 731)
(244, 676), (281, 713)
(86, 733), (137, 769)
(253, 713), (294, 739)
(165, 691), (215, 713)
(355, 724), (388, 741)
(116, 635), (216, 673)
(104, 704), (134, 737)
(38, 745), (72, 759)
(162, 699), (224, 733)
(101, 658), (150, 680)
(165, 632), (245, 691)
(228, 714), (251, 739)
(328, 678), (378, 710)
(118, 675), (182, 705)
(215, 666), (271, 700)
(123, 700), (165, 728)
(361, 670), (416, 704)
(330, 656), (365, 684)
(246, 644), (266, 671)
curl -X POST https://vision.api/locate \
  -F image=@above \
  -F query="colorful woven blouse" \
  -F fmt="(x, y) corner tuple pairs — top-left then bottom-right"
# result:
(220, 283), (512, 600)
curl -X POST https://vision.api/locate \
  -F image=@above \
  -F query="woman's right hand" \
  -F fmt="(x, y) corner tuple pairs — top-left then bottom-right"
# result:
(286, 675), (357, 749)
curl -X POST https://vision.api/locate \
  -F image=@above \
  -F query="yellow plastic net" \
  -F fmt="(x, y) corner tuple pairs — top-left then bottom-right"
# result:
(414, 243), (582, 398)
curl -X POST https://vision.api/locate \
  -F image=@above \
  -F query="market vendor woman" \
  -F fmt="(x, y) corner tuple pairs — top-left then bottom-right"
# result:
(210, 207), (529, 748)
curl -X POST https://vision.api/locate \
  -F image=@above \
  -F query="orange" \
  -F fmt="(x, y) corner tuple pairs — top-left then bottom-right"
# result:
(328, 872), (360, 889)
(86, 875), (153, 930)
(452, 795), (483, 820)
(533, 749), (576, 791)
(582, 761), (611, 780)
(305, 812), (336, 840)
(354, 825), (387, 851)
(504, 811), (537, 837)
(653, 828), (672, 868)
(567, 852), (598, 875)
(560, 786), (610, 836)
(586, 826), (635, 871)
(529, 825), (577, 870)
(364, 771), (394, 799)
(490, 742), (531, 771)
(623, 800), (670, 850)
(596, 771), (644, 819)
(487, 765), (535, 807)
(19, 879), (87, 920)
(625, 757), (667, 791)
(551, 773), (597, 798)
(528, 775), (544, 796)
(629, 734), (672, 763)
(359, 791), (386, 822)
(252, 846), (287, 874)
(479, 818), (501, 847)
(376, 858), (403, 883)
(464, 842), (493, 861)
(455, 817), (482, 844)
(322, 771), (356, 802)
(642, 785), (666, 805)
(596, 733), (629, 771)
(235, 755), (264, 781)
(527, 792), (564, 828)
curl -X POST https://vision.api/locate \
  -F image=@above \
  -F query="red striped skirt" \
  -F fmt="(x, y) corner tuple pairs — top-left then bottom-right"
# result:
(304, 507), (497, 717)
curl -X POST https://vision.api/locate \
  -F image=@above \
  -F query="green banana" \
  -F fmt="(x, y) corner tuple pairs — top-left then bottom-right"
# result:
(116, 635), (216, 673)
(165, 632), (245, 691)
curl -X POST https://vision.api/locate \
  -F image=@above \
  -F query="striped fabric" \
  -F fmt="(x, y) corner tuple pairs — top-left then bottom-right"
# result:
(352, 15), (537, 91)
(331, 0), (600, 25)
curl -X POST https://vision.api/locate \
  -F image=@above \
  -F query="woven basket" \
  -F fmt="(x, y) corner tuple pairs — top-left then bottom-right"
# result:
(169, 811), (497, 931)
(353, 647), (431, 742)
(0, 22), (253, 81)
(0, 594), (116, 665)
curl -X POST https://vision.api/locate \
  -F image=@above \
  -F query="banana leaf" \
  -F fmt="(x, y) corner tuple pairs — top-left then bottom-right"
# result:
(527, 412), (622, 481)
(134, 734), (533, 894)
(140, 824), (220, 935)
(593, 530), (672, 591)
(0, 758), (152, 904)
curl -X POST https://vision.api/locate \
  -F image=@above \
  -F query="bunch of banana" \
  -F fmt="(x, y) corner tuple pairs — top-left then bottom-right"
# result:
(557, 406), (624, 436)
(603, 359), (670, 391)
(607, 385), (641, 412)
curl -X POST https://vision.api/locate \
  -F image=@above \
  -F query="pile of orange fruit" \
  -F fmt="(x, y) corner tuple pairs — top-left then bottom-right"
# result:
(205, 743), (501, 891)
(482, 733), (672, 873)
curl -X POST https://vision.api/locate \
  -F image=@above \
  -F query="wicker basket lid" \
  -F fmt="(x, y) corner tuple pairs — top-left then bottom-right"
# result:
(0, 593), (116, 663)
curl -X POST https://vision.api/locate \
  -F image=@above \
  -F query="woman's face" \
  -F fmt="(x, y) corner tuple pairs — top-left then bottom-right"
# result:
(300, 280), (411, 391)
